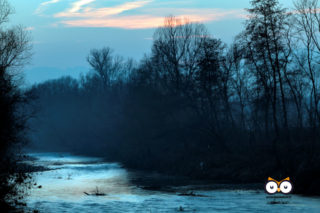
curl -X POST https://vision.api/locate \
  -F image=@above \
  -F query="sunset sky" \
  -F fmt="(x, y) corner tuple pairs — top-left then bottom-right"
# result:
(9, 0), (294, 84)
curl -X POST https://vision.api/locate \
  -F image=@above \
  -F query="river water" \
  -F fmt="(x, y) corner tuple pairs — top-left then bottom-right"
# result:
(24, 153), (320, 212)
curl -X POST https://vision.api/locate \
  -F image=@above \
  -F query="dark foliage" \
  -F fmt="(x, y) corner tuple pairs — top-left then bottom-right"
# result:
(0, 0), (32, 210)
(28, 0), (320, 195)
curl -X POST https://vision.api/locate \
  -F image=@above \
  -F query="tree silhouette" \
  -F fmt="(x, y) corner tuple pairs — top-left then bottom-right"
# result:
(0, 0), (32, 210)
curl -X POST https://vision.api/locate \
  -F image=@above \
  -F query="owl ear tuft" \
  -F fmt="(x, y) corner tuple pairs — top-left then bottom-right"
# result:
(268, 177), (274, 181)
(279, 177), (290, 183)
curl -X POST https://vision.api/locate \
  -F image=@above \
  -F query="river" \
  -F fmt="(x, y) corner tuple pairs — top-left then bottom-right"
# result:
(24, 153), (320, 212)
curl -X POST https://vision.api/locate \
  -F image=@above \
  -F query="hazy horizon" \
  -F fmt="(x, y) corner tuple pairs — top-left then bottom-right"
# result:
(8, 0), (294, 85)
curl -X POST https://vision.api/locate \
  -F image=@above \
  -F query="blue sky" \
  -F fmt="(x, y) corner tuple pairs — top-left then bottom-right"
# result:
(9, 0), (294, 85)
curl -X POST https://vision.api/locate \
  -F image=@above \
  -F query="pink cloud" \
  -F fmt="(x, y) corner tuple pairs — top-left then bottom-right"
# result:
(35, 0), (61, 15)
(61, 14), (226, 29)
(59, 9), (245, 29)
(68, 0), (96, 13)
(55, 0), (153, 18)
(39, 0), (246, 29)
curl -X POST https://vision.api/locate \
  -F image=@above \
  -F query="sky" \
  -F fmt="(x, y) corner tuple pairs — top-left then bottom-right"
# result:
(8, 0), (295, 85)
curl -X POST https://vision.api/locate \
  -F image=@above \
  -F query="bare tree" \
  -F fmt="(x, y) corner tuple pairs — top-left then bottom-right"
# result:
(152, 16), (209, 92)
(87, 47), (125, 88)
(240, 0), (293, 132)
(293, 0), (320, 126)
(0, 0), (32, 210)
(0, 26), (31, 74)
(0, 0), (11, 25)
(228, 42), (250, 129)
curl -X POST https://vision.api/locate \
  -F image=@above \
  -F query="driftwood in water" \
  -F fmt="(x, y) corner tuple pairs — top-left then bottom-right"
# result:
(84, 187), (107, 196)
(83, 191), (106, 196)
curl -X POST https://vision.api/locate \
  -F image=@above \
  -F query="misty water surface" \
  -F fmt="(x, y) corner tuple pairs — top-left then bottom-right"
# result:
(24, 153), (320, 212)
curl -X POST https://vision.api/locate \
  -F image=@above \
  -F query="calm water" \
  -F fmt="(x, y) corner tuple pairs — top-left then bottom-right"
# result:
(24, 153), (320, 212)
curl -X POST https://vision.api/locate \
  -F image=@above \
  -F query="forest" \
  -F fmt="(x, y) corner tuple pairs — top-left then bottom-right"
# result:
(27, 0), (320, 196)
(1, 0), (320, 210)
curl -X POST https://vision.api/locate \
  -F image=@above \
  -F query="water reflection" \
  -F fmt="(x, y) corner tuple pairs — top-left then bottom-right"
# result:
(26, 153), (138, 201)
(25, 153), (320, 213)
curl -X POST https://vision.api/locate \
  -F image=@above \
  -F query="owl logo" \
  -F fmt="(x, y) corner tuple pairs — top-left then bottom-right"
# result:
(265, 177), (293, 194)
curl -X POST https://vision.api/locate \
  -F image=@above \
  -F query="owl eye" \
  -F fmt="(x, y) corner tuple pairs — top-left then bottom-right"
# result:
(280, 181), (292, 194)
(265, 181), (278, 194)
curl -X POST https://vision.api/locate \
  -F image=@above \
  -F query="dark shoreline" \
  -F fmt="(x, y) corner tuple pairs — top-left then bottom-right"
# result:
(127, 168), (264, 193)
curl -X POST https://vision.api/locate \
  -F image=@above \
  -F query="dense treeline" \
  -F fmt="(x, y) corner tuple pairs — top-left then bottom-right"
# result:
(29, 0), (320, 195)
(0, 0), (32, 210)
